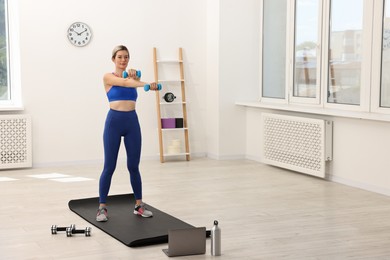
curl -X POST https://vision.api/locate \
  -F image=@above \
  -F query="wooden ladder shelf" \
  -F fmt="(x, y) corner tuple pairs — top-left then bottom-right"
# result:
(153, 47), (190, 163)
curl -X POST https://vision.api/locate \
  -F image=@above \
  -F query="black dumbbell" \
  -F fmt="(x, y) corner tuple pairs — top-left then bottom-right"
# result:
(163, 92), (176, 103)
(51, 224), (76, 235)
(66, 226), (91, 237)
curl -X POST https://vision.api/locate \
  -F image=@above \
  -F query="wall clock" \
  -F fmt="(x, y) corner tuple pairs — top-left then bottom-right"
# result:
(67, 22), (92, 47)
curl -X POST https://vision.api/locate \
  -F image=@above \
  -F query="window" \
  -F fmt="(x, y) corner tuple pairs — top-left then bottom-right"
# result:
(0, 0), (22, 110)
(293, 0), (321, 101)
(260, 0), (390, 116)
(327, 0), (364, 105)
(0, 0), (8, 101)
(381, 0), (390, 108)
(261, 0), (287, 100)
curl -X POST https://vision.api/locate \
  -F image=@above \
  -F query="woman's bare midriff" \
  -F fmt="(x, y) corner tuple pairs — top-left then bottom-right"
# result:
(109, 100), (136, 111)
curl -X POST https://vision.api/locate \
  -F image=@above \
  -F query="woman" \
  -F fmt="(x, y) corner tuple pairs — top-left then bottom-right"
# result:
(96, 45), (158, 222)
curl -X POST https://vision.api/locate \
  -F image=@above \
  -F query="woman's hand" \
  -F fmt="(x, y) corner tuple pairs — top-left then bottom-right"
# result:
(128, 69), (140, 79)
(149, 82), (159, 91)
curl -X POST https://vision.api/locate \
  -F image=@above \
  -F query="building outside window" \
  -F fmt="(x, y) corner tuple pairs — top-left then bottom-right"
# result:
(293, 0), (321, 100)
(0, 0), (8, 102)
(327, 0), (363, 105)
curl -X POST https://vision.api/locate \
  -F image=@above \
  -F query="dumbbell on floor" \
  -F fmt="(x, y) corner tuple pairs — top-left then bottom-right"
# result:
(51, 224), (76, 235)
(66, 226), (91, 237)
(122, 70), (141, 78)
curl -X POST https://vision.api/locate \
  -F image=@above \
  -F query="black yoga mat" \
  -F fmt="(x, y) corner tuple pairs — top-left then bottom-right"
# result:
(68, 193), (194, 247)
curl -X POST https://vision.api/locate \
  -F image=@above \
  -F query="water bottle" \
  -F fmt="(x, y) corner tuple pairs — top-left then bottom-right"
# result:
(211, 220), (221, 256)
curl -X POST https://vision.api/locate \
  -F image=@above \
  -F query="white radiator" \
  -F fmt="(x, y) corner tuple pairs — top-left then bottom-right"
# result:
(261, 113), (332, 178)
(0, 114), (32, 169)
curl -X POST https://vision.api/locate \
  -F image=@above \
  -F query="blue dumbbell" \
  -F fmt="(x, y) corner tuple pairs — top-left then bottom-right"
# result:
(122, 70), (141, 78)
(144, 83), (162, 92)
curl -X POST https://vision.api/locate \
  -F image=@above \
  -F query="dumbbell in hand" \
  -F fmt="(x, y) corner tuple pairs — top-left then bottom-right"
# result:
(122, 69), (161, 91)
(122, 70), (141, 78)
(51, 224), (76, 234)
(66, 226), (91, 237)
(144, 83), (162, 92)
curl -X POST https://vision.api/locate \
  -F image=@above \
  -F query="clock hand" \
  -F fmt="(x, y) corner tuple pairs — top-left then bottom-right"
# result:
(73, 30), (81, 36)
(80, 28), (87, 35)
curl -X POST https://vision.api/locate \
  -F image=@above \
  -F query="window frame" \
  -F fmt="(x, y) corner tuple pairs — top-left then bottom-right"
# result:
(259, 0), (390, 116)
(288, 0), (323, 106)
(371, 0), (389, 114)
(0, 0), (23, 111)
(259, 0), (289, 104)
(322, 0), (373, 112)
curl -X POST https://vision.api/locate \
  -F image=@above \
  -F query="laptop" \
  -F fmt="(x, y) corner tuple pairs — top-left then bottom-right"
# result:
(162, 227), (206, 257)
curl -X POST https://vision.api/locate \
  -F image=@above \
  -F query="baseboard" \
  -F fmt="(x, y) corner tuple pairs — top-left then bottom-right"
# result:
(32, 153), (209, 168)
(244, 155), (262, 162)
(329, 175), (390, 197)
(244, 157), (390, 197)
(207, 153), (246, 160)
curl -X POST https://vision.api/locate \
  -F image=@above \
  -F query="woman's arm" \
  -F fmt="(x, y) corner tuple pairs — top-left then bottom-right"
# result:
(103, 73), (147, 88)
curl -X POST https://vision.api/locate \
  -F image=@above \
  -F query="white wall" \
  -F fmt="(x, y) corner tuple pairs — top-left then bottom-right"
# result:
(16, 0), (207, 165)
(206, 0), (260, 159)
(219, 0), (260, 159)
(206, 0), (220, 158)
(329, 117), (390, 194)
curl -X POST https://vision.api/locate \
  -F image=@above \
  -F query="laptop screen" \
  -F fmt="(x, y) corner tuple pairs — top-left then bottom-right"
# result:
(163, 227), (206, 257)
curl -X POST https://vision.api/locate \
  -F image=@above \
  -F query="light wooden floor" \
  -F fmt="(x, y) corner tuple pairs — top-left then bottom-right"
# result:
(1, 158), (390, 259)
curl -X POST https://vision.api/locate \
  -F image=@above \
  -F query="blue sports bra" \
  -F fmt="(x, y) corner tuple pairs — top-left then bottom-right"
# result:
(106, 85), (138, 102)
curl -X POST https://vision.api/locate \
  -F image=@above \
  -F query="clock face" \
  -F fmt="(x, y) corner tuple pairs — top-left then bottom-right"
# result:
(67, 22), (92, 47)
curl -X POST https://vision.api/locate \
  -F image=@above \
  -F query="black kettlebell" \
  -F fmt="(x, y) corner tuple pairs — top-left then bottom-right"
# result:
(163, 92), (176, 103)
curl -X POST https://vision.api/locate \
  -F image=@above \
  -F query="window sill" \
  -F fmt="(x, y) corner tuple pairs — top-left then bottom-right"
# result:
(0, 103), (24, 112)
(236, 101), (390, 123)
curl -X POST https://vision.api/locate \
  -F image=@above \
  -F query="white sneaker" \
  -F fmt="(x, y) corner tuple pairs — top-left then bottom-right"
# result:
(134, 203), (153, 218)
(96, 207), (108, 222)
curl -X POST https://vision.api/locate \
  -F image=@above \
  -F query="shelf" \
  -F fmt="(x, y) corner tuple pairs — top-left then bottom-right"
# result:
(161, 127), (188, 132)
(156, 60), (183, 63)
(158, 79), (185, 83)
(164, 152), (190, 157)
(154, 47), (190, 163)
(159, 102), (186, 105)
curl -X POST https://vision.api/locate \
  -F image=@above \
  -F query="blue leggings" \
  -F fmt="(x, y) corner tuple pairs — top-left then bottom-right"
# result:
(99, 109), (142, 204)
